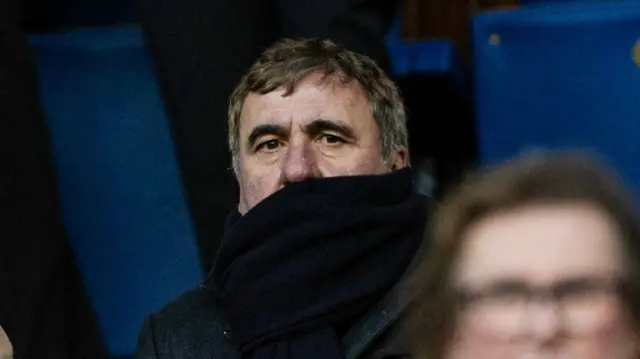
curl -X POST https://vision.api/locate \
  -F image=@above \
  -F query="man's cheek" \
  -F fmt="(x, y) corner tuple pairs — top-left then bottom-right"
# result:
(242, 171), (281, 209)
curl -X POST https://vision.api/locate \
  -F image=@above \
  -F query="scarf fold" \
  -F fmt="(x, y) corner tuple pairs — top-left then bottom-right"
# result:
(208, 168), (428, 359)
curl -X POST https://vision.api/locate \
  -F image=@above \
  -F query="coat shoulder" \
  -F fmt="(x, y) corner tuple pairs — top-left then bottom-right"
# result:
(134, 286), (238, 359)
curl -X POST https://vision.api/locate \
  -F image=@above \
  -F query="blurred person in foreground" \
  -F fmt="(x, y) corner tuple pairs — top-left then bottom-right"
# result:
(0, 326), (11, 359)
(408, 151), (640, 359)
(133, 37), (430, 359)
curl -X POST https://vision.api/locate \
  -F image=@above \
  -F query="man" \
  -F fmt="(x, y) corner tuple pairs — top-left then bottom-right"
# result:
(133, 38), (429, 359)
(137, 0), (397, 270)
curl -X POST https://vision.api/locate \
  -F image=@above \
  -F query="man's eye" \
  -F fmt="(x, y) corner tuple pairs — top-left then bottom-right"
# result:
(256, 139), (281, 152)
(319, 134), (344, 145)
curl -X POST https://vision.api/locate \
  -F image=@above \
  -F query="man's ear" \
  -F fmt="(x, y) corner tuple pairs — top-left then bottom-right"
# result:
(389, 146), (409, 171)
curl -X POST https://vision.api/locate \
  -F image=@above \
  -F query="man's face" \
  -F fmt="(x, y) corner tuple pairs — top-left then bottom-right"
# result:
(235, 73), (407, 214)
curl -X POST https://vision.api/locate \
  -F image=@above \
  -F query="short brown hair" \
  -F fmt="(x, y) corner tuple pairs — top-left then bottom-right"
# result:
(227, 38), (408, 172)
(408, 151), (640, 359)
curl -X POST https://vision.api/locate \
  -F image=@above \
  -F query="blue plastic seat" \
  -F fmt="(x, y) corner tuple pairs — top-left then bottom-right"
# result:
(28, 25), (203, 357)
(474, 1), (640, 195)
(519, 0), (621, 5)
(385, 15), (458, 77)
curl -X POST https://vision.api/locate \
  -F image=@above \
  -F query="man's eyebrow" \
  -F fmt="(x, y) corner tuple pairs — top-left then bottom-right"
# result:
(247, 124), (288, 149)
(304, 119), (356, 140)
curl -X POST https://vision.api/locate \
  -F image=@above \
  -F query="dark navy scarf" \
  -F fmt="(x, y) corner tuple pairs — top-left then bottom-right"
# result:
(209, 168), (428, 359)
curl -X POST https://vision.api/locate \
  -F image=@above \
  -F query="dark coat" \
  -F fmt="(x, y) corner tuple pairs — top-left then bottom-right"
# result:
(133, 280), (412, 359)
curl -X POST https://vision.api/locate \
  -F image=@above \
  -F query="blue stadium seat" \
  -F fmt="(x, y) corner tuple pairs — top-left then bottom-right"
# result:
(520, 0), (620, 5)
(474, 1), (640, 194)
(385, 15), (458, 77)
(28, 25), (203, 357)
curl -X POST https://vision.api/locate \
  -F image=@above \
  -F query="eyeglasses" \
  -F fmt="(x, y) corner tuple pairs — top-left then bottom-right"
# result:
(454, 276), (629, 338)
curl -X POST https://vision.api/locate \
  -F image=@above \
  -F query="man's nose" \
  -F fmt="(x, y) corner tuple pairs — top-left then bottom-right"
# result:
(280, 139), (319, 184)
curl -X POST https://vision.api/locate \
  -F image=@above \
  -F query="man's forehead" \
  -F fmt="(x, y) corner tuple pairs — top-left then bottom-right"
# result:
(247, 79), (360, 105)
(240, 114), (358, 143)
(239, 84), (366, 132)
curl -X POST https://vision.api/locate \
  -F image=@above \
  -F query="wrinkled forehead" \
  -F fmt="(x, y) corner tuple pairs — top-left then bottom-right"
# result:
(238, 74), (374, 135)
(453, 203), (626, 287)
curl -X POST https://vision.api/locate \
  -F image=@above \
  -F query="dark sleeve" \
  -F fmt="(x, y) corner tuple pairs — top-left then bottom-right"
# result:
(133, 316), (159, 359)
(276, 0), (397, 71)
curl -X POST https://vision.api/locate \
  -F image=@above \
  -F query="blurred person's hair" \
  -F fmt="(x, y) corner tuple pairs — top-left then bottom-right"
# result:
(227, 38), (408, 173)
(407, 150), (640, 359)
